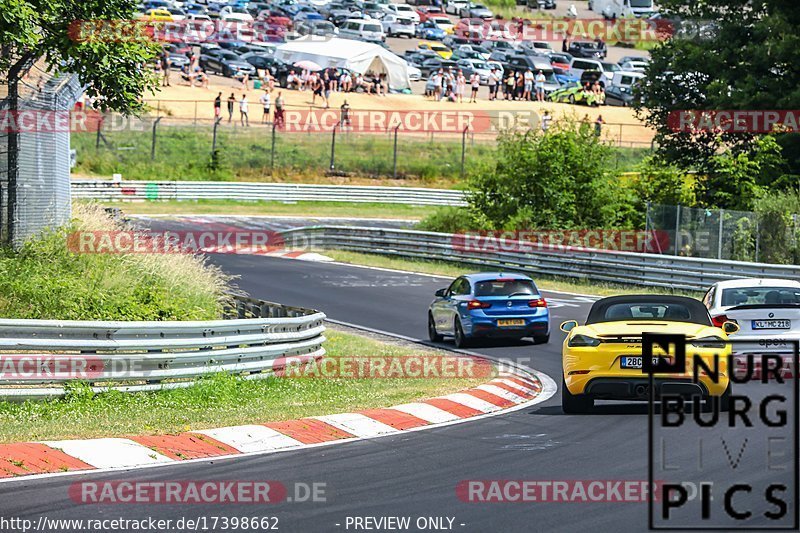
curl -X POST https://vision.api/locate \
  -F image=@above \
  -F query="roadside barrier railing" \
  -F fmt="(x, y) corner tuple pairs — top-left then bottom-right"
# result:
(71, 179), (468, 207)
(280, 225), (800, 291)
(0, 294), (325, 401)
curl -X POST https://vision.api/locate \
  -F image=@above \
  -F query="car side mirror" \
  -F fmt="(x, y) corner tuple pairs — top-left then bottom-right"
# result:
(435, 288), (447, 297)
(560, 320), (578, 333)
(723, 321), (740, 335)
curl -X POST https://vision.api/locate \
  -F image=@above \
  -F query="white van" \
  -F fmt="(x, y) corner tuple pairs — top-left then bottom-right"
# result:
(593, 0), (655, 19)
(569, 58), (620, 82)
(611, 70), (645, 89)
(338, 18), (387, 43)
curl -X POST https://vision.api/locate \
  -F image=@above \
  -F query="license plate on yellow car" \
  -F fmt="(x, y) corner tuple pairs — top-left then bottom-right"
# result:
(620, 356), (663, 369)
(497, 319), (525, 327)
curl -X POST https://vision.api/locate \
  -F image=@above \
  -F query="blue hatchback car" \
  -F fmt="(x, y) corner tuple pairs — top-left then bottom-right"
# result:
(428, 272), (550, 347)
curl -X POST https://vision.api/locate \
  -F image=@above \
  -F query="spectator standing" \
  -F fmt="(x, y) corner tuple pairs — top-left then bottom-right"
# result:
(541, 110), (551, 132)
(487, 68), (498, 101)
(456, 70), (466, 104)
(534, 69), (546, 102)
(239, 94), (249, 127)
(160, 51), (171, 87)
(523, 68), (533, 101)
(505, 71), (515, 100)
(340, 100), (351, 127)
(240, 72), (250, 90)
(469, 72), (479, 103)
(594, 115), (604, 137)
(227, 93), (235, 122)
(260, 90), (271, 123)
(214, 92), (221, 118)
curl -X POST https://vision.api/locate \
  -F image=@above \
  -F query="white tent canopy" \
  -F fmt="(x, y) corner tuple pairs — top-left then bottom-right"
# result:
(275, 37), (411, 92)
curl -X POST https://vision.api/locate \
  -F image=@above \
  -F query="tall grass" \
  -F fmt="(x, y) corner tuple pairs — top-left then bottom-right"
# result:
(0, 204), (230, 320)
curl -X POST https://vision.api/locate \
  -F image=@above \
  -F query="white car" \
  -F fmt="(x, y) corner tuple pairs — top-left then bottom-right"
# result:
(219, 6), (254, 22)
(381, 14), (415, 38)
(407, 64), (422, 81)
(703, 278), (800, 355)
(445, 0), (469, 15)
(387, 3), (420, 23)
(620, 60), (648, 73)
(428, 15), (455, 34)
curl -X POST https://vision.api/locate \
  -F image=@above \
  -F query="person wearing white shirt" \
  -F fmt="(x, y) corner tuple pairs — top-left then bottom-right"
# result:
(259, 91), (271, 123)
(239, 94), (249, 127)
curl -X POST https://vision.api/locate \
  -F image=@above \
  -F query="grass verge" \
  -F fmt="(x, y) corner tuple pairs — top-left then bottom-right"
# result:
(321, 249), (702, 298)
(0, 330), (486, 442)
(72, 124), (650, 185)
(82, 199), (430, 220)
(0, 204), (229, 320)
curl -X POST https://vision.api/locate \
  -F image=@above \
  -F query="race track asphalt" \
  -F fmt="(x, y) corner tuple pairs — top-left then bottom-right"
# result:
(1, 237), (795, 532)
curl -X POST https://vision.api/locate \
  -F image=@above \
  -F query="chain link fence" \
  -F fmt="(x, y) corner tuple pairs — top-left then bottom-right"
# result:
(0, 58), (80, 246)
(71, 110), (652, 182)
(645, 203), (800, 264)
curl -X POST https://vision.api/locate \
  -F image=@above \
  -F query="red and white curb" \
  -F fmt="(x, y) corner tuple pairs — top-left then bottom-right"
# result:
(0, 370), (554, 482)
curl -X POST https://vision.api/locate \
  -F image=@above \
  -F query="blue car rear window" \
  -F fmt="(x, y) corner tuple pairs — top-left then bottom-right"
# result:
(474, 279), (536, 297)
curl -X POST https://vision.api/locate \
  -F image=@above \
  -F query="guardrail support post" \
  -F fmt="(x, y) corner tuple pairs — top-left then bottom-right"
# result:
(674, 204), (682, 255)
(150, 117), (163, 161)
(392, 124), (400, 179)
(329, 121), (340, 171)
(717, 208), (724, 259)
(211, 116), (222, 167)
(461, 126), (469, 179)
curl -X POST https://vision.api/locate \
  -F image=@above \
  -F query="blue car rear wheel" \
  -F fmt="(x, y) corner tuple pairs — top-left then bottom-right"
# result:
(454, 317), (469, 348)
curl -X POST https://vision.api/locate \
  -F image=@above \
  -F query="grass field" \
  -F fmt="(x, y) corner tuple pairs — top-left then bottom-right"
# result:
(84, 199), (431, 220)
(73, 124), (652, 185)
(0, 330), (485, 442)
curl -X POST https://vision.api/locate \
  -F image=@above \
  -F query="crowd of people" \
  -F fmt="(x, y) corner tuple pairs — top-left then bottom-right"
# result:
(425, 67), (548, 103)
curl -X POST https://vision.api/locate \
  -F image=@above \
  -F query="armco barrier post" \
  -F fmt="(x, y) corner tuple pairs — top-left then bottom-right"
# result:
(393, 124), (400, 178)
(150, 117), (162, 161)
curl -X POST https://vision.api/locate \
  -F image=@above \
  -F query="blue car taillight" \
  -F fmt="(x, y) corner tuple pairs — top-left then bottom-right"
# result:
(528, 298), (547, 308)
(466, 300), (491, 310)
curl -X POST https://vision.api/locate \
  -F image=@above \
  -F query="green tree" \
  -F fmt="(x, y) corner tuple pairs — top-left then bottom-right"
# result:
(634, 0), (800, 190)
(1, 0), (159, 112)
(467, 121), (627, 230)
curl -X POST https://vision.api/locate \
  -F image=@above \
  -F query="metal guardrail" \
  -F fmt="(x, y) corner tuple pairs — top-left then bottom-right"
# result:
(281, 226), (800, 292)
(71, 180), (468, 207)
(0, 294), (326, 400)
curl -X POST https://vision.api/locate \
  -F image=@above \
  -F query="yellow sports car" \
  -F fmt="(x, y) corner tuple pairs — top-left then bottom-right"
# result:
(560, 295), (739, 413)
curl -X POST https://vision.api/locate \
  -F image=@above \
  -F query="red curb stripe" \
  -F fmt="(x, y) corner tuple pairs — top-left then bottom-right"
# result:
(358, 409), (430, 430)
(131, 434), (240, 461)
(263, 419), (355, 444)
(502, 375), (540, 390)
(490, 380), (536, 399)
(462, 389), (516, 408)
(0, 443), (93, 478)
(283, 251), (306, 258)
(424, 398), (483, 418)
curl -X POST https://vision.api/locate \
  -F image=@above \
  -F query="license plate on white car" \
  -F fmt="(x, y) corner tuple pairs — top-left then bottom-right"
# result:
(752, 319), (791, 329)
(620, 356), (663, 369)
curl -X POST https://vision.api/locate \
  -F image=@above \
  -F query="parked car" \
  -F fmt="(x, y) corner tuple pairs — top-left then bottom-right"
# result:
(219, 5), (254, 22)
(416, 5), (444, 22)
(619, 60), (647, 73)
(569, 40), (607, 59)
(296, 19), (338, 36)
(381, 14), (415, 38)
(529, 0), (557, 8)
(547, 52), (572, 70)
(445, 0), (469, 15)
(569, 57), (616, 81)
(387, 3), (420, 23)
(455, 58), (492, 83)
(338, 18), (386, 42)
(552, 66), (578, 85)
(417, 40), (452, 59)
(416, 20), (446, 40)
(604, 84), (635, 106)
(199, 49), (256, 77)
(428, 15), (455, 34)
(459, 3), (493, 19)
(428, 273), (550, 347)
(418, 56), (458, 78)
